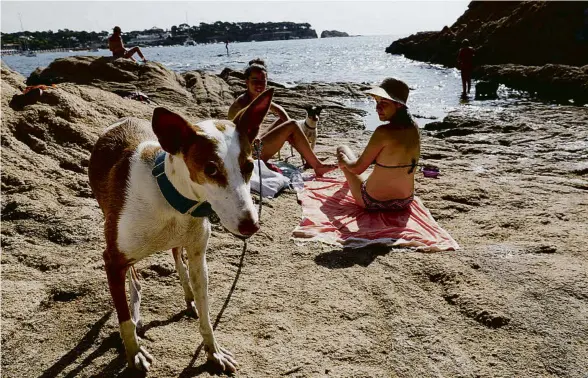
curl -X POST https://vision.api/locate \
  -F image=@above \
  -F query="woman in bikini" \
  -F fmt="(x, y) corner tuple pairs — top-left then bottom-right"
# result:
(336, 77), (420, 211)
(108, 26), (147, 63)
(228, 59), (336, 176)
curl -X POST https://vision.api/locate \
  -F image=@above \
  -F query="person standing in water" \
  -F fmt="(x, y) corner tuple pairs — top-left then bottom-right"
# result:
(457, 39), (475, 96)
(225, 39), (230, 56)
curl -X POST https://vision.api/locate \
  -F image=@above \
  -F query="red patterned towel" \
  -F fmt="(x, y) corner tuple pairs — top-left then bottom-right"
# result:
(292, 177), (459, 251)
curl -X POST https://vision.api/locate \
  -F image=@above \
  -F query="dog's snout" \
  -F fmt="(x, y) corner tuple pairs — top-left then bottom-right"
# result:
(238, 218), (260, 237)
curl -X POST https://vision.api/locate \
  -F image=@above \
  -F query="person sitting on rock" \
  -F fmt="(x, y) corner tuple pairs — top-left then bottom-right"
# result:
(336, 78), (420, 211)
(228, 58), (336, 176)
(108, 26), (147, 63)
(457, 39), (475, 96)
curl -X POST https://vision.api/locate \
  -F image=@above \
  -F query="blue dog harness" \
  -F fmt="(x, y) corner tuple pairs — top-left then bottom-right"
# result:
(151, 151), (215, 218)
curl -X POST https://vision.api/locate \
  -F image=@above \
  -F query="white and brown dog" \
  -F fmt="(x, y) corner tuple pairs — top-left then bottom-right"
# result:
(88, 89), (274, 372)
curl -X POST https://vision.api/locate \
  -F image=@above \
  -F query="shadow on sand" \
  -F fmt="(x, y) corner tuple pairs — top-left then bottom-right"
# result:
(315, 245), (393, 269)
(37, 311), (131, 378)
(38, 243), (247, 377)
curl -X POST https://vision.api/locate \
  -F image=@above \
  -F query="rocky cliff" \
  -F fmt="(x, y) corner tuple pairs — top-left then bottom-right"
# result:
(386, 1), (588, 67)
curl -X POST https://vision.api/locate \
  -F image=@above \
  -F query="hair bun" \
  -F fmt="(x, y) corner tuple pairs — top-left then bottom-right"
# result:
(248, 58), (266, 67)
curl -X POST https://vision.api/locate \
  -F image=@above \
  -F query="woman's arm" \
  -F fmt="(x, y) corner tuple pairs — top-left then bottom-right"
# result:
(270, 102), (290, 122)
(338, 127), (386, 175)
(228, 96), (246, 120)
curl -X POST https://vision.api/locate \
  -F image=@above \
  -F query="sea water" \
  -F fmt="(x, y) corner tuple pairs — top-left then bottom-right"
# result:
(2, 35), (534, 129)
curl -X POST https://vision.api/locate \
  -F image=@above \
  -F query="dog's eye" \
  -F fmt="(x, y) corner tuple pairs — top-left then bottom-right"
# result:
(204, 162), (218, 177)
(242, 160), (254, 175)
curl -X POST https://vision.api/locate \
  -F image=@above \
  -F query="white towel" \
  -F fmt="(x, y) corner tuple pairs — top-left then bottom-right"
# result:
(250, 160), (291, 198)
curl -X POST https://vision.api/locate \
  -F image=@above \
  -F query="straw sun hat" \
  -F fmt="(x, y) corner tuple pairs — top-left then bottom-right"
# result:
(364, 77), (410, 106)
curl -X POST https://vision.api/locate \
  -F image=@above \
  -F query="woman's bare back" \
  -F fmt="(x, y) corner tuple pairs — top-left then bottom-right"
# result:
(366, 123), (420, 200)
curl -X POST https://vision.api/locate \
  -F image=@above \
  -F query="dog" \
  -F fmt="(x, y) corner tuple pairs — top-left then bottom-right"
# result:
(88, 89), (274, 372)
(475, 80), (499, 99)
(279, 105), (322, 164)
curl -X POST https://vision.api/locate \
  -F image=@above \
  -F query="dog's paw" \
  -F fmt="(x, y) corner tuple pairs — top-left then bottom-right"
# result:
(206, 345), (238, 373)
(135, 320), (145, 337)
(186, 300), (199, 318)
(131, 346), (154, 371)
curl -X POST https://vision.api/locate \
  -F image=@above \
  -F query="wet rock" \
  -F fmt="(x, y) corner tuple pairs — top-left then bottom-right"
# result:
(475, 64), (588, 104)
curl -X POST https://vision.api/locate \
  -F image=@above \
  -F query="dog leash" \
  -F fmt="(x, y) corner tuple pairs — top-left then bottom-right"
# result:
(253, 139), (264, 220)
(210, 140), (263, 336)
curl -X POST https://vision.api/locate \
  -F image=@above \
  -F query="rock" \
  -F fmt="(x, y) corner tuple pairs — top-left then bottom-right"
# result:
(320, 30), (350, 38)
(218, 67), (368, 132)
(386, 2), (588, 67)
(475, 64), (588, 104)
(474, 80), (499, 100)
(25, 56), (231, 119)
(384, 2), (588, 101)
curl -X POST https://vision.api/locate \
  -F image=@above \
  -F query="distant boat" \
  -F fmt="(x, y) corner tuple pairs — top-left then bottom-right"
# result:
(184, 38), (196, 46)
(91, 48), (99, 52)
(17, 13), (36, 57)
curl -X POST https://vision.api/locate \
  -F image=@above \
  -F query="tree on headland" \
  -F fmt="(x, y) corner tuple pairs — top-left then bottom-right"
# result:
(1, 21), (319, 51)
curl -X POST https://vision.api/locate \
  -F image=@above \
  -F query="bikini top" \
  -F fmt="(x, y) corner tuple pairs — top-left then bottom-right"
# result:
(373, 158), (418, 174)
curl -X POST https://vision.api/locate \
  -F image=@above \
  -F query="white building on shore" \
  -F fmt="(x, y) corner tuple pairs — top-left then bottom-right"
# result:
(128, 27), (171, 45)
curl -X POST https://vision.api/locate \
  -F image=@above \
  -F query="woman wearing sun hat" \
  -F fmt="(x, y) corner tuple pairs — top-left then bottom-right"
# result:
(336, 77), (420, 211)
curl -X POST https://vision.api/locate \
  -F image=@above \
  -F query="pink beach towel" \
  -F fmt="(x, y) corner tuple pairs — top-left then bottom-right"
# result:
(292, 177), (459, 251)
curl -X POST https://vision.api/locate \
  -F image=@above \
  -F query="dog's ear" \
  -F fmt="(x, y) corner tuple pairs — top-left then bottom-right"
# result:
(316, 106), (323, 114)
(233, 88), (274, 142)
(152, 107), (194, 155)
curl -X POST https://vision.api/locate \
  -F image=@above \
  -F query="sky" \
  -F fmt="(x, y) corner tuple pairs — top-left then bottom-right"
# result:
(1, 0), (470, 36)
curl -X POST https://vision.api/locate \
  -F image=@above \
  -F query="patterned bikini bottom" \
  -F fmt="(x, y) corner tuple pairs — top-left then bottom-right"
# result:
(360, 181), (414, 212)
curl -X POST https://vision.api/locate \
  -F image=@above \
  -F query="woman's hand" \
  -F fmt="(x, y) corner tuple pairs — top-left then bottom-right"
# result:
(336, 149), (348, 169)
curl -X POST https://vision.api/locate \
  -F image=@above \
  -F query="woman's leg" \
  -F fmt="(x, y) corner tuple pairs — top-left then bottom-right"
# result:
(260, 120), (336, 176)
(460, 71), (467, 95)
(263, 118), (285, 158)
(465, 70), (472, 93)
(264, 118), (284, 135)
(121, 48), (136, 62)
(125, 47), (146, 61)
(337, 145), (367, 207)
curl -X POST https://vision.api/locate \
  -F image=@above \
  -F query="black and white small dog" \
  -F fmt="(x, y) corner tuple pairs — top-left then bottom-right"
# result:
(277, 105), (323, 163)
(475, 81), (499, 99)
(291, 105), (322, 162)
